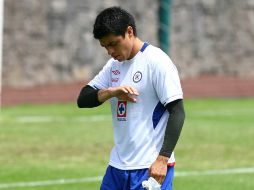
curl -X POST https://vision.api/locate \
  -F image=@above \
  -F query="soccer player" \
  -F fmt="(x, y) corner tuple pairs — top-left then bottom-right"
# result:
(77, 7), (185, 190)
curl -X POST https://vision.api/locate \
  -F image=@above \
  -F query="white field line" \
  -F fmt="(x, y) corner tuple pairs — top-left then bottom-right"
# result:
(6, 108), (254, 123)
(0, 176), (103, 189)
(0, 167), (253, 189)
(14, 115), (111, 123)
(174, 167), (254, 177)
(191, 109), (254, 116)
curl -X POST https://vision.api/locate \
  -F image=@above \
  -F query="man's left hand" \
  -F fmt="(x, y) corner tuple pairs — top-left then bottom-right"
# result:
(148, 155), (169, 184)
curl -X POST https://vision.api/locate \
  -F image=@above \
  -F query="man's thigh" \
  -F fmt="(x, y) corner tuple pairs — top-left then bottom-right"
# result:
(100, 166), (132, 190)
(161, 166), (174, 190)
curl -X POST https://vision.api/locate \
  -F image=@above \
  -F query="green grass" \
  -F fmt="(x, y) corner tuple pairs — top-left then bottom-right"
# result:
(0, 99), (254, 190)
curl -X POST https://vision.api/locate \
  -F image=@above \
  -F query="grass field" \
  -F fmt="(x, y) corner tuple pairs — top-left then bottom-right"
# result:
(0, 99), (254, 190)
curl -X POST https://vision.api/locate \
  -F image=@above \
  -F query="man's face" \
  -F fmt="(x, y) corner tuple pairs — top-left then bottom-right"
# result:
(99, 28), (134, 62)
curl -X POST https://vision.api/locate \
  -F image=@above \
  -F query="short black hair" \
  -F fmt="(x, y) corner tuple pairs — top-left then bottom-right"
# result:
(93, 7), (137, 39)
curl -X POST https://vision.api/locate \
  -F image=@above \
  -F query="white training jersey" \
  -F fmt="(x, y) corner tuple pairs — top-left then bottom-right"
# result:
(88, 43), (183, 170)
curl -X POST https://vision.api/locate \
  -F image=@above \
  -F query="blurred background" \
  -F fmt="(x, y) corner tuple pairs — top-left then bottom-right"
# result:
(1, 0), (254, 105)
(0, 0), (254, 190)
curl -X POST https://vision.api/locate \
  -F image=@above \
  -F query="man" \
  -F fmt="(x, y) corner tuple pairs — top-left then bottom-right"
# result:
(77, 7), (185, 190)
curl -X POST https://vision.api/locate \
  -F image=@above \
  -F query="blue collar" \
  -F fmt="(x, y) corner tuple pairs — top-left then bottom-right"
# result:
(140, 42), (149, 52)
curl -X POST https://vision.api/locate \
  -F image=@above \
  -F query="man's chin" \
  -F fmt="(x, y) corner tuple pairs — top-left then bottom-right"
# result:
(114, 56), (124, 62)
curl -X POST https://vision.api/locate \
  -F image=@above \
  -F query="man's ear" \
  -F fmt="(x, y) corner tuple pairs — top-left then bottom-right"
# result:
(126, 26), (134, 37)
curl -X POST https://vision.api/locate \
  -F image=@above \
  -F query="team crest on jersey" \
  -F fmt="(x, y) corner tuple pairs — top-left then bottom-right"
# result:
(133, 71), (142, 83)
(117, 101), (127, 121)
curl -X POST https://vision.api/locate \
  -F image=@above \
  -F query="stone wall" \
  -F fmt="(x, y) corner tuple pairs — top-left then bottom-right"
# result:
(171, 0), (254, 78)
(3, 0), (158, 87)
(2, 0), (254, 87)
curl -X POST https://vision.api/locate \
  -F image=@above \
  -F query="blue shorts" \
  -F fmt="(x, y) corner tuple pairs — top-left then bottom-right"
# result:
(100, 165), (174, 190)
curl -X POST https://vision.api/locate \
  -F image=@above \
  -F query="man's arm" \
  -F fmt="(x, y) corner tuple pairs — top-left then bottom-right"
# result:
(77, 85), (139, 108)
(149, 99), (185, 184)
(77, 85), (102, 108)
(159, 99), (185, 158)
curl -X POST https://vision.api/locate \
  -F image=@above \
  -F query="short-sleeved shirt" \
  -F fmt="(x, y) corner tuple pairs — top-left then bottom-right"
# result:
(88, 43), (183, 170)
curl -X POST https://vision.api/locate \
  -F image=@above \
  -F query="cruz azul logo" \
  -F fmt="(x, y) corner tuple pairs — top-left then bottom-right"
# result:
(117, 101), (127, 121)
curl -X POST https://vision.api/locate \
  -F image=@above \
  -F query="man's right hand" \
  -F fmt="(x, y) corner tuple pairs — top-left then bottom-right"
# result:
(98, 85), (139, 103)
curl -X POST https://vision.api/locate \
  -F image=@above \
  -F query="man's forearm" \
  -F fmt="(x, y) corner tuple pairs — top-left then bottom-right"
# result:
(159, 99), (185, 158)
(97, 88), (113, 102)
(77, 85), (139, 108)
